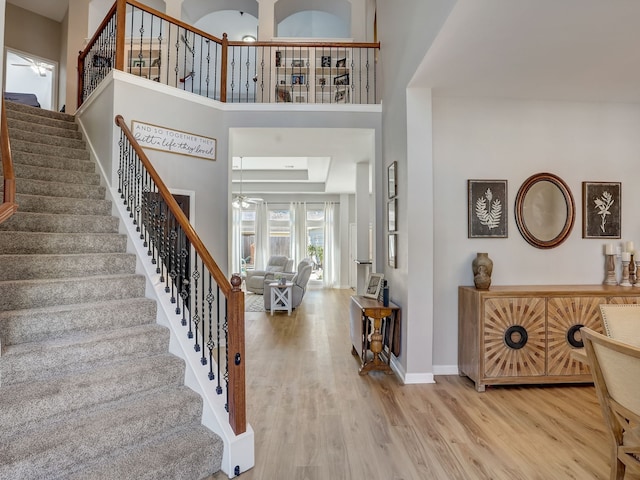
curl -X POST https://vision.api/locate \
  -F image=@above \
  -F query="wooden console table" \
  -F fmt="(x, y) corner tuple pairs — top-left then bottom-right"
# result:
(458, 284), (640, 391)
(349, 295), (401, 375)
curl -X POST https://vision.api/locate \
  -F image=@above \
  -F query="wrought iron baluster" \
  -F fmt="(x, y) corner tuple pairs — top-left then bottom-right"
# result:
(189, 253), (199, 334)
(223, 297), (229, 401)
(203, 274), (214, 366)
(230, 47), (236, 102)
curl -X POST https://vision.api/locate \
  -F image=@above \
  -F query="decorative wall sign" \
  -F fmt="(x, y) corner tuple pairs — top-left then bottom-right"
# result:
(131, 120), (216, 161)
(468, 179), (508, 238)
(582, 181), (621, 239)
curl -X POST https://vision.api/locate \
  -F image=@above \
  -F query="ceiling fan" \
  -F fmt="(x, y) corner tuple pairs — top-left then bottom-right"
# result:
(11, 54), (53, 77)
(232, 157), (263, 208)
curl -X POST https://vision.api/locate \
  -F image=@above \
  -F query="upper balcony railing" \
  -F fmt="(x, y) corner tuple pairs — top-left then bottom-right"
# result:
(78, 0), (380, 107)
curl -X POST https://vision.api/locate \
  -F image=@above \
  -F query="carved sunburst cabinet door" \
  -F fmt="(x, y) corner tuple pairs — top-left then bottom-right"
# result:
(608, 296), (640, 305)
(547, 296), (602, 376)
(483, 297), (546, 378)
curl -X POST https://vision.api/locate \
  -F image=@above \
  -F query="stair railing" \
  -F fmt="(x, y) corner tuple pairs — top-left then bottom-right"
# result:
(0, 98), (18, 224)
(78, 0), (380, 106)
(115, 115), (246, 435)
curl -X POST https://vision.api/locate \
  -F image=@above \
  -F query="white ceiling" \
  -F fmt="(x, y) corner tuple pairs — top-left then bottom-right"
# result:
(412, 0), (640, 103)
(7, 0), (69, 22)
(230, 128), (375, 195)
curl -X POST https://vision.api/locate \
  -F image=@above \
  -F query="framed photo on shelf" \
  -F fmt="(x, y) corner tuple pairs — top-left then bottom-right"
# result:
(292, 59), (305, 68)
(275, 51), (282, 67)
(388, 234), (397, 268)
(336, 58), (346, 68)
(364, 273), (384, 299)
(582, 181), (621, 239)
(334, 88), (349, 103)
(388, 198), (397, 232)
(334, 73), (349, 86)
(468, 179), (508, 238)
(388, 161), (397, 198)
(291, 74), (305, 85)
(132, 59), (145, 68)
(319, 77), (326, 86)
(321, 56), (331, 67)
(275, 86), (291, 103)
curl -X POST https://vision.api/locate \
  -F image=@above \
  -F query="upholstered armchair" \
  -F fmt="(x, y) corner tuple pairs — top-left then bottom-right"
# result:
(263, 258), (313, 311)
(245, 256), (294, 294)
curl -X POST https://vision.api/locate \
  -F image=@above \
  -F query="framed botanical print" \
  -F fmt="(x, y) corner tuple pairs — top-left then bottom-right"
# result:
(582, 181), (621, 239)
(468, 179), (508, 238)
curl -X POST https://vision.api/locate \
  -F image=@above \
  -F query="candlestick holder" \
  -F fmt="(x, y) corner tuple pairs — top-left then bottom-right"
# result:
(604, 254), (618, 286)
(635, 260), (640, 286)
(631, 254), (637, 285)
(620, 259), (632, 286)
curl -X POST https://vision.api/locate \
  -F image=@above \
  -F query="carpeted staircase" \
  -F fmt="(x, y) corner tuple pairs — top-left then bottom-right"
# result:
(0, 101), (223, 479)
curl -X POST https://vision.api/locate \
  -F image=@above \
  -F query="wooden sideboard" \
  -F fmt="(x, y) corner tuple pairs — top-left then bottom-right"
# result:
(458, 285), (640, 392)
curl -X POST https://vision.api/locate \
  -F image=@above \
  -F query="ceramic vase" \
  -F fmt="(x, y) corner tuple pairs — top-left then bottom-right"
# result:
(472, 252), (493, 290)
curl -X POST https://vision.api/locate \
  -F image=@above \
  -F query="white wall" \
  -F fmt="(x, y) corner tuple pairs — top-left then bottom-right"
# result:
(432, 96), (640, 368)
(375, 0), (456, 379)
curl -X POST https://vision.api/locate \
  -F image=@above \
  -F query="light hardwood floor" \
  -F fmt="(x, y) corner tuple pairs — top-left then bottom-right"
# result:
(209, 287), (640, 480)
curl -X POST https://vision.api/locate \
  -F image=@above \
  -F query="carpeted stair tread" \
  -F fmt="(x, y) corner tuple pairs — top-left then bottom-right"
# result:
(0, 273), (146, 311)
(13, 162), (100, 185)
(5, 100), (76, 124)
(0, 211), (118, 233)
(1, 323), (171, 385)
(0, 386), (208, 480)
(9, 176), (105, 199)
(11, 150), (96, 173)
(0, 353), (186, 436)
(65, 423), (222, 480)
(10, 138), (90, 161)
(7, 117), (83, 139)
(0, 297), (157, 346)
(9, 126), (86, 150)
(0, 231), (126, 254)
(12, 192), (111, 215)
(0, 252), (136, 280)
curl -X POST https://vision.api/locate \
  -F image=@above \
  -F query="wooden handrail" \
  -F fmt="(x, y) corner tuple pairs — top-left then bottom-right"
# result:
(227, 40), (381, 49)
(0, 98), (18, 224)
(114, 115), (231, 297)
(115, 115), (246, 434)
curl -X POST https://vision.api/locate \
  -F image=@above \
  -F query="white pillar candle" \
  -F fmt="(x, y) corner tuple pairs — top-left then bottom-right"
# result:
(622, 251), (631, 262)
(605, 244), (615, 255)
(626, 241), (635, 252)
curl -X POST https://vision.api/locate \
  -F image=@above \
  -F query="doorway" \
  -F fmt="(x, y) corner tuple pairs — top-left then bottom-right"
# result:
(4, 48), (57, 110)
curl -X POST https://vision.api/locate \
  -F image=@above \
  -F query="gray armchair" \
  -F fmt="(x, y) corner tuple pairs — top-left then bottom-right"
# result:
(263, 258), (313, 311)
(245, 255), (294, 294)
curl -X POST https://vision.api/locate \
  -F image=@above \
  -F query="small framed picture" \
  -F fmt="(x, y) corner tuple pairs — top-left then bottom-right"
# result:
(333, 73), (349, 86)
(318, 77), (326, 86)
(388, 161), (397, 198)
(582, 181), (622, 239)
(336, 58), (346, 68)
(468, 179), (508, 238)
(321, 56), (331, 67)
(292, 59), (305, 68)
(291, 74), (305, 85)
(388, 198), (397, 232)
(275, 51), (282, 67)
(388, 234), (397, 268)
(334, 88), (349, 103)
(364, 273), (384, 299)
(132, 59), (145, 68)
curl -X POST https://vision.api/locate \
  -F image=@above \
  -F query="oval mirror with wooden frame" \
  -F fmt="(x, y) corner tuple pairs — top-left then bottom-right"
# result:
(515, 172), (575, 249)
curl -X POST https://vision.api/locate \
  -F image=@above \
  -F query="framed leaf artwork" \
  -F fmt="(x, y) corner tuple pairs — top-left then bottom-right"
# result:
(468, 180), (508, 238)
(582, 181), (621, 239)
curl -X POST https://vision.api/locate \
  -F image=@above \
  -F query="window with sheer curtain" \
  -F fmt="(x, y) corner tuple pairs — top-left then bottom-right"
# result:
(233, 202), (338, 284)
